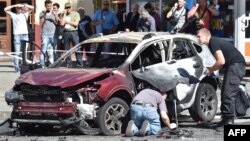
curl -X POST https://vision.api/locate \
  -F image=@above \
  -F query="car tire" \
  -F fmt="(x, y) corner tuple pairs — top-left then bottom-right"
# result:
(189, 83), (218, 122)
(97, 97), (129, 136)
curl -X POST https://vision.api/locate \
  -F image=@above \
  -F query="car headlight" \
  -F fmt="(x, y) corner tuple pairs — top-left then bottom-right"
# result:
(5, 89), (23, 104)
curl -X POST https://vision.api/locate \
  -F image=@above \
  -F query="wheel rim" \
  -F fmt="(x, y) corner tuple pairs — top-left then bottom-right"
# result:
(200, 88), (216, 117)
(104, 103), (126, 134)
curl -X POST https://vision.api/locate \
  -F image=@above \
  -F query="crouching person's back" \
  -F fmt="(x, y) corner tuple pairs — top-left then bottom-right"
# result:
(126, 88), (176, 137)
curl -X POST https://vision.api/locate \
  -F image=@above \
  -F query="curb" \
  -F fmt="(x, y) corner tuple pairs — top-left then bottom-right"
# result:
(0, 111), (11, 120)
(0, 55), (12, 62)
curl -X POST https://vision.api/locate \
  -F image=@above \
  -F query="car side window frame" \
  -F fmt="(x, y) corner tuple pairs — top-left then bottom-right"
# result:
(171, 38), (195, 60)
(130, 41), (165, 71)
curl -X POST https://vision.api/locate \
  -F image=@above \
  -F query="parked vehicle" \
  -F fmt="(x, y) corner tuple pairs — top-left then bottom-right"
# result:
(5, 32), (219, 135)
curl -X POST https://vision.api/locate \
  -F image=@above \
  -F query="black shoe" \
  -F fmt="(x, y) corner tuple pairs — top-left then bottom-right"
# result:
(215, 117), (234, 132)
(126, 120), (134, 137)
(138, 120), (149, 136)
(76, 64), (83, 68)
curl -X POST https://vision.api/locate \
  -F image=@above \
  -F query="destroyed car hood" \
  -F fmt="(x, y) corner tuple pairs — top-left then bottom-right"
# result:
(15, 68), (112, 88)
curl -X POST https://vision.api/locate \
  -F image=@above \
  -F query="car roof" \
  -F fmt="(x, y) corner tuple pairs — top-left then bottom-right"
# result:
(82, 32), (198, 44)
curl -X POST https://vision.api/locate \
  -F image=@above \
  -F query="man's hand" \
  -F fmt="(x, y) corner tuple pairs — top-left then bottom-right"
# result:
(169, 123), (177, 129)
(15, 4), (23, 7)
(204, 67), (213, 76)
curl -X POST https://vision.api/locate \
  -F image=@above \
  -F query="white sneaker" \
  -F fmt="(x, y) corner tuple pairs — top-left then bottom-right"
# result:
(169, 123), (177, 129)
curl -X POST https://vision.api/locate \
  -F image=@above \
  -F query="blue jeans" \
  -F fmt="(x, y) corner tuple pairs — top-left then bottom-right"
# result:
(53, 33), (61, 61)
(13, 34), (29, 70)
(130, 104), (161, 135)
(40, 34), (55, 66)
(63, 31), (83, 67)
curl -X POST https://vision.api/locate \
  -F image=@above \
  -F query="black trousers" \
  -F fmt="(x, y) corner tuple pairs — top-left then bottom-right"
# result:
(221, 62), (245, 117)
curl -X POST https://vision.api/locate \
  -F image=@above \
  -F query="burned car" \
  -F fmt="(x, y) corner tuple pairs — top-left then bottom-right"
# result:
(5, 32), (219, 135)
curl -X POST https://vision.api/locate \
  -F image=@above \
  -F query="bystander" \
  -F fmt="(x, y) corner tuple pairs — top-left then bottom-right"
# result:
(124, 3), (140, 32)
(39, 0), (56, 66)
(4, 3), (34, 72)
(60, 2), (83, 68)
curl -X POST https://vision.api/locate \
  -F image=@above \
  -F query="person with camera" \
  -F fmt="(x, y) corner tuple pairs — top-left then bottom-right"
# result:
(39, 0), (57, 67)
(187, 0), (219, 33)
(4, 3), (34, 72)
(166, 0), (186, 33)
(52, 3), (63, 62)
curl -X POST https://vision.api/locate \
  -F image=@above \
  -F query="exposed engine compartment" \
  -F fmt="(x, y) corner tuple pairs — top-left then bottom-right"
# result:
(5, 82), (102, 135)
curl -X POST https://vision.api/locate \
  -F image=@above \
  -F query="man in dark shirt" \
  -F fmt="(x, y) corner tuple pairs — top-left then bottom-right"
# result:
(124, 3), (140, 32)
(197, 28), (246, 132)
(126, 88), (176, 137)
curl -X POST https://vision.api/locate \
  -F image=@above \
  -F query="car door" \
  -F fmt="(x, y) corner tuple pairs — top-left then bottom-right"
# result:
(170, 39), (204, 101)
(132, 38), (204, 101)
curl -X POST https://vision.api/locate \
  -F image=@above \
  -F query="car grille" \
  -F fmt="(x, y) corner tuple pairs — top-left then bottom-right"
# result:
(20, 84), (65, 102)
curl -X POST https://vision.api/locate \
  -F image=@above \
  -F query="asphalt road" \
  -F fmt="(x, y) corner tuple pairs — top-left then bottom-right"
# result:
(1, 61), (250, 141)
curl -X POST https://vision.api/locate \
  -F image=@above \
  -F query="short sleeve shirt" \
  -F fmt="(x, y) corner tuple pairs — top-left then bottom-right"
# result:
(132, 89), (168, 112)
(92, 10), (119, 34)
(39, 11), (56, 34)
(64, 11), (80, 31)
(9, 12), (29, 35)
(209, 37), (245, 67)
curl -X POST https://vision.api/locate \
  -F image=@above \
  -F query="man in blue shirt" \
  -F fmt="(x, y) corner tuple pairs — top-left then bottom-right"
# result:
(91, 0), (119, 35)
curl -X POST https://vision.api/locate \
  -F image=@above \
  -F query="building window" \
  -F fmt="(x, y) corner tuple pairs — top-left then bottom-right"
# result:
(0, 2), (7, 17)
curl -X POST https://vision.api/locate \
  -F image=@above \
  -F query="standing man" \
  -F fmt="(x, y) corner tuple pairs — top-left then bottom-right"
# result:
(60, 2), (83, 68)
(39, 0), (56, 67)
(124, 3), (140, 32)
(166, 0), (186, 33)
(137, 10), (156, 32)
(187, 0), (219, 34)
(78, 7), (93, 42)
(91, 0), (119, 35)
(126, 88), (176, 137)
(91, 0), (119, 59)
(197, 28), (246, 132)
(52, 2), (62, 62)
(77, 7), (93, 66)
(4, 3), (34, 72)
(144, 3), (161, 31)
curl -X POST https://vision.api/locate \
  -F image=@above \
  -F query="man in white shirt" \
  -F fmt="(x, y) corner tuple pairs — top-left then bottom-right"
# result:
(4, 3), (34, 72)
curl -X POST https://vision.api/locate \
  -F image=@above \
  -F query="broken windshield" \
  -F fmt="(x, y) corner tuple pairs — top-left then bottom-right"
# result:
(53, 42), (137, 69)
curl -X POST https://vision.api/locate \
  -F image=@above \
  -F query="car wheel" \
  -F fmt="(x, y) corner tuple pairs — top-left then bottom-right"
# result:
(189, 83), (218, 122)
(97, 97), (129, 136)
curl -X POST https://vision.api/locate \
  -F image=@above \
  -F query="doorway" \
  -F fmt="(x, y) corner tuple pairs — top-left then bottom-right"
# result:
(0, 0), (11, 52)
